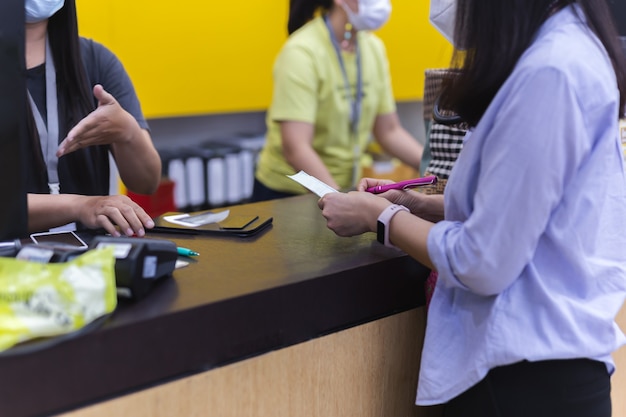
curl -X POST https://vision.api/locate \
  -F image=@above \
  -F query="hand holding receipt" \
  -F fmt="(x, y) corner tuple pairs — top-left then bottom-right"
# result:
(287, 171), (339, 197)
(287, 170), (437, 196)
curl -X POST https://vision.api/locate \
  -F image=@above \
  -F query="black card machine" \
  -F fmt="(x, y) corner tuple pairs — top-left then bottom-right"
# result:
(89, 236), (178, 299)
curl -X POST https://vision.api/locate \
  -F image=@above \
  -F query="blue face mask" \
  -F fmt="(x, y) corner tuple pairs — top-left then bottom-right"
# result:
(25, 0), (65, 23)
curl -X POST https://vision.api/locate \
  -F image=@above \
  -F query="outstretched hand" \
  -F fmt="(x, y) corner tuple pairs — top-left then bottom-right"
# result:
(56, 84), (139, 157)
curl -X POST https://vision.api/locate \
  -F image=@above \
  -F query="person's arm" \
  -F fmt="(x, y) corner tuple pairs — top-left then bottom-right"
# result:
(56, 85), (161, 195)
(318, 190), (435, 269)
(373, 112), (423, 172)
(280, 120), (341, 190)
(388, 209), (435, 269)
(27, 193), (155, 237)
(111, 127), (161, 195)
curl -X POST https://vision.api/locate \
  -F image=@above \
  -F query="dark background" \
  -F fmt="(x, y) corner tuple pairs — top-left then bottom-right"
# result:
(609, 0), (626, 36)
(0, 0), (28, 240)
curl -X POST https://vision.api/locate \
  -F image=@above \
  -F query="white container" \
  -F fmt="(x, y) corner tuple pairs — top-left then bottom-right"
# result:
(168, 158), (187, 210)
(185, 156), (205, 209)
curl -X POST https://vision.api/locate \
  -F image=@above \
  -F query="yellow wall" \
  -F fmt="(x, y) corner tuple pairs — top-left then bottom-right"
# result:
(75, 1), (452, 119)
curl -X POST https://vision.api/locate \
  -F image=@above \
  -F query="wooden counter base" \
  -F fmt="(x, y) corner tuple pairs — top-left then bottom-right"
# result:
(60, 308), (442, 417)
(58, 304), (626, 417)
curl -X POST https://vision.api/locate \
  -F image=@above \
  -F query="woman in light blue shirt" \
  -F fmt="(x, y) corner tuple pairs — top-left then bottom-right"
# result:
(318, 0), (626, 415)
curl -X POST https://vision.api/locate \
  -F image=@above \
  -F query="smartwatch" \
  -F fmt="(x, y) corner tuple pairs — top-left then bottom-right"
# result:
(376, 204), (409, 248)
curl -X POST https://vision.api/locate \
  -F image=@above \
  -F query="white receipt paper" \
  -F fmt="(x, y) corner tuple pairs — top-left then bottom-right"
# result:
(287, 171), (339, 197)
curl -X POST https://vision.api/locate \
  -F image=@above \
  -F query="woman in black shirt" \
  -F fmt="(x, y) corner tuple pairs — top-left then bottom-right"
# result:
(25, 0), (161, 237)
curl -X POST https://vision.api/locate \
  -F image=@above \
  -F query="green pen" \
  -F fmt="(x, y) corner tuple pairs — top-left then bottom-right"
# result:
(177, 247), (199, 257)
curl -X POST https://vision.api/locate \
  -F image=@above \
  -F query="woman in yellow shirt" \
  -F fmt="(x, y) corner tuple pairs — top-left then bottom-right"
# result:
(253, 0), (423, 201)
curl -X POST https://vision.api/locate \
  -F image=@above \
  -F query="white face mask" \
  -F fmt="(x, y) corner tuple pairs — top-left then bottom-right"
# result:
(25, 0), (65, 23)
(429, 0), (456, 45)
(341, 0), (392, 32)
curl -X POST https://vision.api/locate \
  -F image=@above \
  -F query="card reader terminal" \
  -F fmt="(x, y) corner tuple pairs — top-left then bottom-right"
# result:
(89, 236), (178, 299)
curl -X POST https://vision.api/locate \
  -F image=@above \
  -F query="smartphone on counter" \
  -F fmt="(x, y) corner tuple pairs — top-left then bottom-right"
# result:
(30, 230), (88, 249)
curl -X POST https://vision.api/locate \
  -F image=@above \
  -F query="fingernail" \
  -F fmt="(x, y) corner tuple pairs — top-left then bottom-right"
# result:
(137, 228), (145, 237)
(146, 220), (155, 228)
(126, 228), (134, 236)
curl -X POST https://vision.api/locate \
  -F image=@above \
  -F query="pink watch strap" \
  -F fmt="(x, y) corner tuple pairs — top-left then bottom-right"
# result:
(376, 204), (409, 248)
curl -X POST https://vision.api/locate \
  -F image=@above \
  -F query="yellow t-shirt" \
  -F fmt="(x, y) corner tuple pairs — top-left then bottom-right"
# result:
(256, 16), (397, 194)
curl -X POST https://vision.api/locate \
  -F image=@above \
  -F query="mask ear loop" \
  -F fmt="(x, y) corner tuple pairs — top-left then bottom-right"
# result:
(432, 94), (464, 126)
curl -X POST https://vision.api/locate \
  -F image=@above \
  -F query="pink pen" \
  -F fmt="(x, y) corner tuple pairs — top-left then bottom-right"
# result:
(365, 175), (438, 194)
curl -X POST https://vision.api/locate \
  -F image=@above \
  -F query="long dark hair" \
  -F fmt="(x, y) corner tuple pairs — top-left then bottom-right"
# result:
(288, 0), (333, 35)
(441, 0), (626, 127)
(26, 0), (100, 193)
(47, 0), (95, 127)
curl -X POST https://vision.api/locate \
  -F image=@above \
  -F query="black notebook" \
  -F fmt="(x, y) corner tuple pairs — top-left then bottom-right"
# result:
(151, 209), (273, 237)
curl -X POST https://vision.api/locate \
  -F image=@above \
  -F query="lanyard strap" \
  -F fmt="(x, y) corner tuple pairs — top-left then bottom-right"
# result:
(324, 15), (363, 186)
(27, 37), (60, 194)
(324, 15), (363, 134)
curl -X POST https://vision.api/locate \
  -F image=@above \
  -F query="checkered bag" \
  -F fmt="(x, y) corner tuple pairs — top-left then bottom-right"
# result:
(426, 123), (465, 180)
(422, 69), (468, 194)
(423, 69), (450, 121)
(422, 70), (469, 306)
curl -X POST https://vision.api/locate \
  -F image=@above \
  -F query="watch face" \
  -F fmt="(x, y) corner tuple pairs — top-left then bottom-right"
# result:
(377, 220), (385, 244)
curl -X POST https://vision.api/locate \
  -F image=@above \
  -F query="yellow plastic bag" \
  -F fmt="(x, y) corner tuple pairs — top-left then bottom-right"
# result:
(0, 247), (117, 352)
